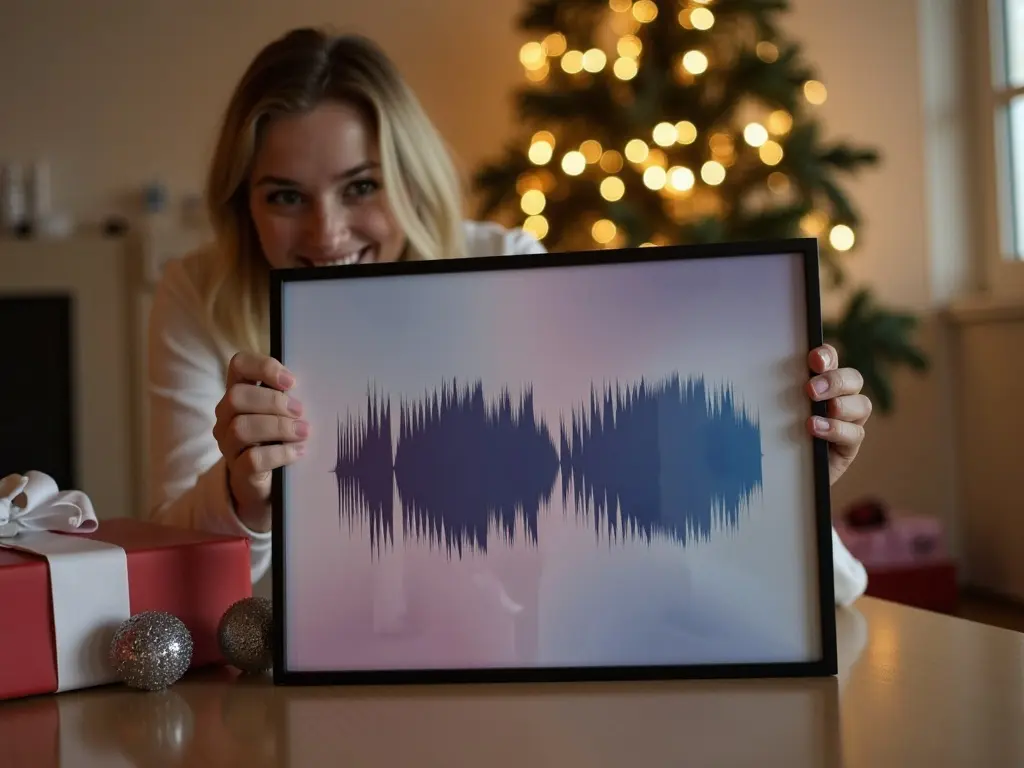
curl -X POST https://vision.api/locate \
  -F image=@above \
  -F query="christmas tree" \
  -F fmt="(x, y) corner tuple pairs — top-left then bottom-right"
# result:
(473, 0), (928, 412)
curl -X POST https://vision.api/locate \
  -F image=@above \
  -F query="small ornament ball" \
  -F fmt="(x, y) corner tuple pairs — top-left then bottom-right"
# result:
(109, 611), (193, 691)
(217, 596), (273, 674)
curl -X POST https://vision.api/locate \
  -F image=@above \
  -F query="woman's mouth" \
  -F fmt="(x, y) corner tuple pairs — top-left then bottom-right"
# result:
(297, 245), (373, 268)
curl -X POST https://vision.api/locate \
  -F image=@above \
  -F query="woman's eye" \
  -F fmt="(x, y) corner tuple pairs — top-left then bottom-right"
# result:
(266, 189), (303, 206)
(346, 179), (380, 199)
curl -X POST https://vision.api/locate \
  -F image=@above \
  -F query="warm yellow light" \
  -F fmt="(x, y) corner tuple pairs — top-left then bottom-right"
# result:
(668, 165), (695, 191)
(709, 132), (733, 155)
(582, 48), (607, 72)
(520, 189), (546, 216)
(561, 150), (587, 175)
(528, 141), (554, 165)
(561, 50), (584, 73)
(610, 8), (642, 35)
(613, 57), (639, 80)
(804, 80), (828, 105)
(609, 0), (631, 11)
(767, 172), (789, 194)
(525, 63), (549, 83)
(523, 214), (549, 240)
(542, 33), (567, 57)
(643, 165), (667, 189)
(580, 139), (603, 163)
(592, 218), (618, 244)
(533, 130), (555, 145)
(640, 242), (656, 247)
(677, 8), (694, 29)
(624, 138), (650, 163)
(519, 42), (546, 70)
(801, 211), (828, 236)
(759, 140), (784, 165)
(600, 176), (625, 201)
(645, 148), (667, 168)
(690, 7), (715, 29)
(632, 0), (658, 23)
(516, 173), (539, 196)
(743, 122), (769, 147)
(600, 150), (624, 173)
(617, 34), (642, 58)
(767, 110), (792, 135)
(756, 41), (779, 63)
(652, 121), (678, 147)
(829, 224), (855, 251)
(675, 120), (697, 144)
(682, 50), (708, 75)
(701, 160), (726, 185)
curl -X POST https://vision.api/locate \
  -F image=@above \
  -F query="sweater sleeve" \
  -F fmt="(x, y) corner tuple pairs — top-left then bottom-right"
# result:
(145, 255), (271, 585)
(832, 526), (868, 606)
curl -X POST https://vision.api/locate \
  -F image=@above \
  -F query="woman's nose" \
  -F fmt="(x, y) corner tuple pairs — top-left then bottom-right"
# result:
(305, 205), (351, 254)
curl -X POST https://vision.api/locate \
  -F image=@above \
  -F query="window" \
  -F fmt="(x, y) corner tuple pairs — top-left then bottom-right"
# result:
(975, 0), (1024, 297)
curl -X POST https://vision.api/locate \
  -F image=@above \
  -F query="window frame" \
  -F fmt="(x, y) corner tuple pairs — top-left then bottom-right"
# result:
(973, 0), (1024, 300)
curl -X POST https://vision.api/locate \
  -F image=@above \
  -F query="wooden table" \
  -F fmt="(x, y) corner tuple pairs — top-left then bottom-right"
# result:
(4, 597), (1023, 766)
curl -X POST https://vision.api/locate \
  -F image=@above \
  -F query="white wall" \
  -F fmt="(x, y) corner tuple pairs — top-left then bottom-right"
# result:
(0, 2), (972, 560)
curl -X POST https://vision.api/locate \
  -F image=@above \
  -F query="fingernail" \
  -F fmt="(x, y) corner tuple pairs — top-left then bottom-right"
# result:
(278, 371), (295, 388)
(812, 377), (829, 395)
(813, 416), (830, 432)
(294, 420), (309, 438)
(819, 350), (831, 367)
(294, 443), (306, 456)
(287, 397), (303, 416)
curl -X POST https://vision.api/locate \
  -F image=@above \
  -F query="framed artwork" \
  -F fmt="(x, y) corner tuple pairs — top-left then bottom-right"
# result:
(269, 237), (837, 686)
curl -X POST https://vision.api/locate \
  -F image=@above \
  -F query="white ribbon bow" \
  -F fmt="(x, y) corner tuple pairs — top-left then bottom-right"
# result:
(0, 470), (99, 539)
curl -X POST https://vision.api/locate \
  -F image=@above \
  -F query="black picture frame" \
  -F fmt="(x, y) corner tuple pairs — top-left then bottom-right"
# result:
(270, 236), (837, 687)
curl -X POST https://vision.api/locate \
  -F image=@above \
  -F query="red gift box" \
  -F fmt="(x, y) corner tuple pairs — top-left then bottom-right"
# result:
(0, 518), (252, 701)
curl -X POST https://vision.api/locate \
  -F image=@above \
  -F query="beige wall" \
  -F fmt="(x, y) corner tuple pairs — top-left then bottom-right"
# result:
(0, 2), (984, 563)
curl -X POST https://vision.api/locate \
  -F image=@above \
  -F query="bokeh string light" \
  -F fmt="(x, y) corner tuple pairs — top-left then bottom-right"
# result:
(513, 0), (846, 249)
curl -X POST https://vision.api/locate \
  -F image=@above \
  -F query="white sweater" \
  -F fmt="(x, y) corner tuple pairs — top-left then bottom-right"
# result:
(146, 219), (867, 606)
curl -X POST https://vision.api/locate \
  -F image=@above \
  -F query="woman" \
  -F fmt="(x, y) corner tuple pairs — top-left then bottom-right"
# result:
(147, 27), (870, 606)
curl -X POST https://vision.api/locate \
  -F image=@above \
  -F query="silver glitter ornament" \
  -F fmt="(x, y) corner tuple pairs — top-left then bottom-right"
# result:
(109, 611), (193, 691)
(217, 596), (273, 674)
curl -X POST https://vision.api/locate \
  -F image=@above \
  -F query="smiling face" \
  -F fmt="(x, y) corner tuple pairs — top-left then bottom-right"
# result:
(247, 99), (407, 268)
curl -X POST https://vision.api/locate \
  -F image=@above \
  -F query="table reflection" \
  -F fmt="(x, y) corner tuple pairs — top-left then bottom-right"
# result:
(3, 605), (873, 767)
(41, 669), (846, 767)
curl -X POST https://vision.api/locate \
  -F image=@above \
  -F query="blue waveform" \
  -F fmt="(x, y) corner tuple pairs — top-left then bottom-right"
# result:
(393, 379), (560, 557)
(559, 374), (763, 545)
(331, 374), (762, 558)
(333, 384), (394, 552)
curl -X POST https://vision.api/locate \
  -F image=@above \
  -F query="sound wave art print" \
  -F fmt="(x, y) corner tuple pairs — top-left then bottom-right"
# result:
(271, 240), (836, 685)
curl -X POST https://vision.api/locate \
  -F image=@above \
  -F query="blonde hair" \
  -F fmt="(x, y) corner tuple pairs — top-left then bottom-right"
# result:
(201, 27), (467, 354)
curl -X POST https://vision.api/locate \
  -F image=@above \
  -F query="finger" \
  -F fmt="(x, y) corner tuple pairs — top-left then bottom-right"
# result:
(827, 393), (872, 425)
(807, 366), (864, 401)
(227, 352), (295, 391)
(808, 415), (865, 455)
(225, 382), (303, 418)
(234, 442), (306, 478)
(225, 414), (309, 456)
(807, 344), (839, 374)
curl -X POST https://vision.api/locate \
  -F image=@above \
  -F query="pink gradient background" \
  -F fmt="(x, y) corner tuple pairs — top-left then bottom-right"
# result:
(276, 251), (825, 673)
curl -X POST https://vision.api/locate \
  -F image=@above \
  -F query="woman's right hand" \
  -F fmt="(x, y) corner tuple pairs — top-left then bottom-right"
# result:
(213, 352), (309, 531)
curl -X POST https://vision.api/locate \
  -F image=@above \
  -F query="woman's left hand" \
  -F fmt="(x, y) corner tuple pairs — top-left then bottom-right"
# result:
(805, 344), (872, 486)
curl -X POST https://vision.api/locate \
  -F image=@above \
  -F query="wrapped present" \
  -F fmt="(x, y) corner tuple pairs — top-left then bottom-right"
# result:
(835, 498), (957, 613)
(0, 471), (253, 701)
(835, 498), (948, 568)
